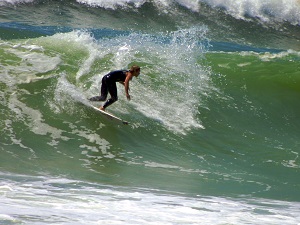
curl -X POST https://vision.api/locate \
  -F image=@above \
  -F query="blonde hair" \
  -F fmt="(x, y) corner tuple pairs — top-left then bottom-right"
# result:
(129, 65), (140, 73)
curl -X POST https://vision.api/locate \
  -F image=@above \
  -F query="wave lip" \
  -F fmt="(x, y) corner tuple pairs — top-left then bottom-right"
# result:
(75, 0), (300, 25)
(2, 0), (300, 26)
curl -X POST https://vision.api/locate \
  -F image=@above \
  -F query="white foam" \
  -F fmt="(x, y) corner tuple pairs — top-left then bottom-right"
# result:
(201, 0), (300, 25)
(125, 27), (212, 134)
(3, 42), (61, 84)
(0, 0), (34, 6)
(144, 161), (181, 169)
(1, 173), (300, 224)
(77, 0), (146, 9)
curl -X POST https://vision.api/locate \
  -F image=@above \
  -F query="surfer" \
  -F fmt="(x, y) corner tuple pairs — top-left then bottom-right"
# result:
(89, 65), (140, 111)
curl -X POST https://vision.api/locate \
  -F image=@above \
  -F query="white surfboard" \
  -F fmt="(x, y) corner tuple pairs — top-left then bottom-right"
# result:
(90, 105), (129, 125)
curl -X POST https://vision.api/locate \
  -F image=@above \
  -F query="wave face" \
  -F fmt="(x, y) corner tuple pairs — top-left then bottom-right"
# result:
(1, 0), (300, 224)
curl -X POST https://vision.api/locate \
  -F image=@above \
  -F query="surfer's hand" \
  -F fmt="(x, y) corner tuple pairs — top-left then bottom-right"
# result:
(126, 93), (131, 100)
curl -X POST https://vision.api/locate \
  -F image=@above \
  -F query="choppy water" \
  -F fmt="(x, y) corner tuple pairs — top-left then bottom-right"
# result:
(1, 0), (300, 224)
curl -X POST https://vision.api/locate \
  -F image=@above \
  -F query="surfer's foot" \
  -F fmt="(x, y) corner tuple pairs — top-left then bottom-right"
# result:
(99, 106), (105, 111)
(89, 96), (102, 101)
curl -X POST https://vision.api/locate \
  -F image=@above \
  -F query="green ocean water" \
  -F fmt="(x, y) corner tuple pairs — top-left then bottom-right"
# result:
(1, 0), (300, 224)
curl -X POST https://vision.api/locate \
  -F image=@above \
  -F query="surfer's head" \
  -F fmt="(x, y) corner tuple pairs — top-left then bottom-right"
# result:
(130, 65), (140, 77)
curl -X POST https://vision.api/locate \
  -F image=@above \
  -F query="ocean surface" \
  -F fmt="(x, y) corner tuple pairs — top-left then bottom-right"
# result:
(1, 0), (300, 224)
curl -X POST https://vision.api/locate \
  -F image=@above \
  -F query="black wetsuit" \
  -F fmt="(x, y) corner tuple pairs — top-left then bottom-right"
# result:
(89, 70), (127, 108)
